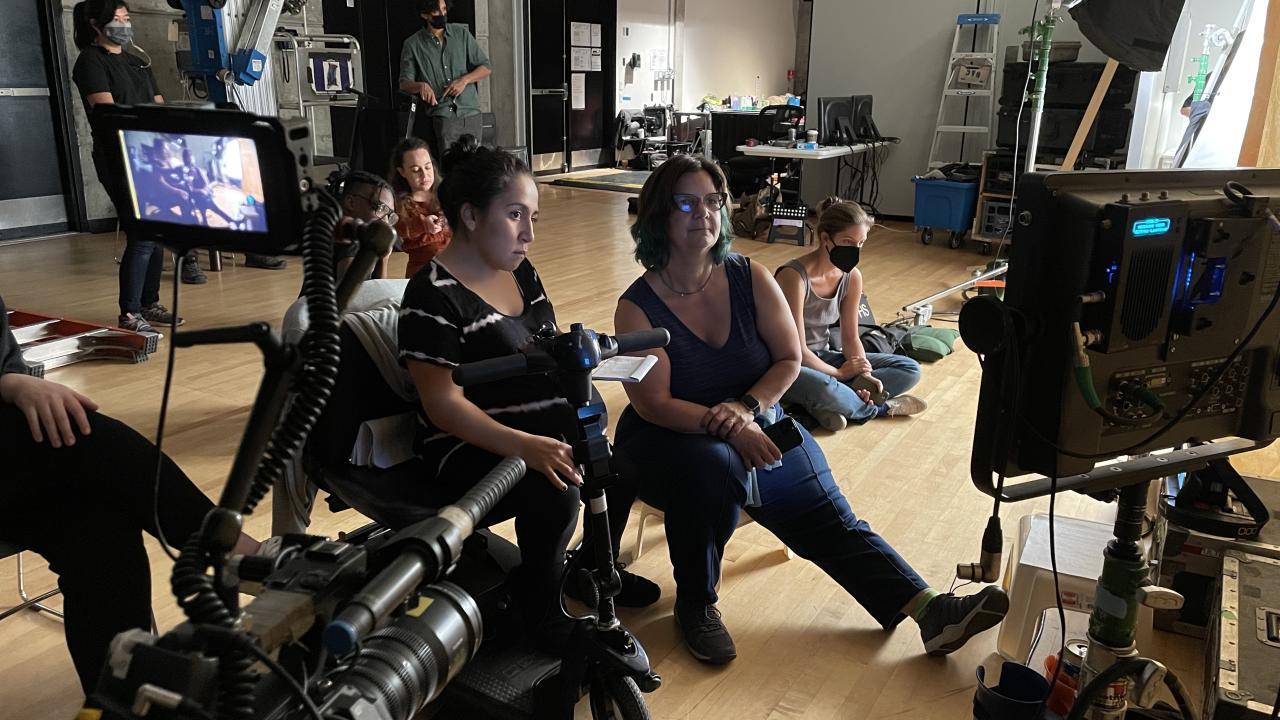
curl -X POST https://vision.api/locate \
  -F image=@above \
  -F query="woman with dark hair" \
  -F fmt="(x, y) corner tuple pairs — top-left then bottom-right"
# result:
(71, 0), (189, 330)
(611, 155), (1007, 665)
(390, 136), (451, 277)
(396, 137), (657, 646)
(776, 196), (927, 432)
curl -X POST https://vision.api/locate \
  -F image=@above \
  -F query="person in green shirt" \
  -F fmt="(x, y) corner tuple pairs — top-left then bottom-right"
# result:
(398, 0), (493, 161)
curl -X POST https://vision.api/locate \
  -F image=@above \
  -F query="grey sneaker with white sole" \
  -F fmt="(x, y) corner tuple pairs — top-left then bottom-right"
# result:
(885, 394), (928, 417)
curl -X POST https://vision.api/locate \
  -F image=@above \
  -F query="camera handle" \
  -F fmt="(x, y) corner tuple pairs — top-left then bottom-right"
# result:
(172, 218), (397, 597)
(452, 324), (670, 710)
(160, 203), (394, 720)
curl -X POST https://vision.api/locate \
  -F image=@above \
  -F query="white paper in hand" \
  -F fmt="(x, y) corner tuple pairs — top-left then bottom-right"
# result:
(591, 354), (658, 383)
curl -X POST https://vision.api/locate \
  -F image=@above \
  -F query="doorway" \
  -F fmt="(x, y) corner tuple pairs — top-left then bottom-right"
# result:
(526, 0), (616, 174)
(0, 1), (81, 242)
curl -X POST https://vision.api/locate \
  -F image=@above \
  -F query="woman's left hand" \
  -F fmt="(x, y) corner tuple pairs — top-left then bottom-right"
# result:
(701, 401), (755, 439)
(0, 373), (98, 447)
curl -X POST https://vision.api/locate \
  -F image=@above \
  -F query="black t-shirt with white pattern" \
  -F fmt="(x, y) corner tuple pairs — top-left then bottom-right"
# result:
(398, 259), (571, 461)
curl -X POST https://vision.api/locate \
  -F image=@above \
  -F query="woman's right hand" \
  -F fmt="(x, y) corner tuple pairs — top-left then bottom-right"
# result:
(728, 423), (782, 471)
(518, 434), (582, 490)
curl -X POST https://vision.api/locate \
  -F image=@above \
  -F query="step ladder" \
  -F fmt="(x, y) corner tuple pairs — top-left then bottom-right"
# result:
(8, 308), (157, 377)
(926, 13), (1001, 170)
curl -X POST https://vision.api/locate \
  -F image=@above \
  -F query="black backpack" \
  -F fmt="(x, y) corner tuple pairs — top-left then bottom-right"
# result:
(854, 294), (910, 355)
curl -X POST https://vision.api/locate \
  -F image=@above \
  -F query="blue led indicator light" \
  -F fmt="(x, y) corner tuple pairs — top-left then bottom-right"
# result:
(1132, 217), (1171, 236)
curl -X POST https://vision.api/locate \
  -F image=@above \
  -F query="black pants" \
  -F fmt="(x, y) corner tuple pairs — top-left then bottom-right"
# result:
(427, 113), (484, 163)
(93, 147), (164, 316)
(0, 405), (214, 694)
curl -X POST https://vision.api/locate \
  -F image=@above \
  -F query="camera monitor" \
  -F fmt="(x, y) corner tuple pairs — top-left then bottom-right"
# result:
(93, 104), (315, 255)
(120, 130), (268, 233)
(968, 169), (1280, 482)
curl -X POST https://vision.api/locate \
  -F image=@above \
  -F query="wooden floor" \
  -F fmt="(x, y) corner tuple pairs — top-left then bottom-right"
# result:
(1, 185), (1270, 719)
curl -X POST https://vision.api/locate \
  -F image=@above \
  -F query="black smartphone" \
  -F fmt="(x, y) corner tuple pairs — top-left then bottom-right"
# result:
(763, 415), (804, 454)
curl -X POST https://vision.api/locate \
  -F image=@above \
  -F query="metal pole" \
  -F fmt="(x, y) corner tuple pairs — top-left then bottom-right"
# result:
(1024, 11), (1057, 175)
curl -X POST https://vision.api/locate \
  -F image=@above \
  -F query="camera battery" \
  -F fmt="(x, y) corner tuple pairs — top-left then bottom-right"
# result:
(1205, 551), (1280, 719)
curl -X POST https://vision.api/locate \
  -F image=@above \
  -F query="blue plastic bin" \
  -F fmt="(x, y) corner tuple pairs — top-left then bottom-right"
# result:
(912, 177), (978, 247)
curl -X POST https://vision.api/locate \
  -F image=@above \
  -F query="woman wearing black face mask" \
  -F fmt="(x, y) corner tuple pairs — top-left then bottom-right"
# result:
(71, 0), (185, 334)
(774, 197), (928, 432)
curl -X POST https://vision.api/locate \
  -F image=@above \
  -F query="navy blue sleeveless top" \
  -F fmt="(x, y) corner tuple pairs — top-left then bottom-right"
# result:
(621, 253), (774, 406)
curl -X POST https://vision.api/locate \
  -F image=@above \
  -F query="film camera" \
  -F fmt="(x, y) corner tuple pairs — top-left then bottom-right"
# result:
(83, 104), (663, 720)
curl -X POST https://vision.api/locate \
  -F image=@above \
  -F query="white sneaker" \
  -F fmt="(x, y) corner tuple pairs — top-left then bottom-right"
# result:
(885, 395), (928, 417)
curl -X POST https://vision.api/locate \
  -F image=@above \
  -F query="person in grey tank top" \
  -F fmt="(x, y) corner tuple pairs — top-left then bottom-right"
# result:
(775, 198), (928, 431)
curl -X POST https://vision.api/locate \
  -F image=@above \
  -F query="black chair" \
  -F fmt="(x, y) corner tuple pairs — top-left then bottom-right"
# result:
(721, 104), (804, 199)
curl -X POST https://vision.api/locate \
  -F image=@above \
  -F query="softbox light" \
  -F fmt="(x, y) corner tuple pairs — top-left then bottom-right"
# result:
(1068, 0), (1186, 71)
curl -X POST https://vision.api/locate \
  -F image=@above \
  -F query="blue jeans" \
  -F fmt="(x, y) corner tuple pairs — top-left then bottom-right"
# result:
(783, 350), (921, 422)
(614, 406), (928, 629)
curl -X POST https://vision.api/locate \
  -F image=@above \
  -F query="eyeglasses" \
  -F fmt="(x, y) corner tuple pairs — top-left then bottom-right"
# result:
(672, 192), (728, 214)
(358, 193), (399, 226)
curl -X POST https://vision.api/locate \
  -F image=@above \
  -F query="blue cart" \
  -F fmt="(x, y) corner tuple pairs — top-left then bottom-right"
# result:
(912, 177), (978, 249)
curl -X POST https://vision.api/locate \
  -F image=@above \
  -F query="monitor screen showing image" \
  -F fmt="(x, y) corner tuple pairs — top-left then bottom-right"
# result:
(119, 129), (267, 233)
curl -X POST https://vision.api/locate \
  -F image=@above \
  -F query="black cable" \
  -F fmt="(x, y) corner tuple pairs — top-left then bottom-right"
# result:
(1034, 473), (1067, 720)
(239, 193), (342, 515)
(240, 639), (325, 720)
(151, 254), (184, 562)
(193, 626), (325, 720)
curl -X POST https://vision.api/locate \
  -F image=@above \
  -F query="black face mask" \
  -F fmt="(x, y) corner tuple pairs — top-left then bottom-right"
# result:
(427, 14), (447, 29)
(827, 243), (860, 273)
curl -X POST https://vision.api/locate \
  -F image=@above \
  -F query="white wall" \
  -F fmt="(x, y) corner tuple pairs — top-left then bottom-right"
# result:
(806, 0), (1108, 217)
(680, 0), (796, 107)
(616, 0), (675, 109)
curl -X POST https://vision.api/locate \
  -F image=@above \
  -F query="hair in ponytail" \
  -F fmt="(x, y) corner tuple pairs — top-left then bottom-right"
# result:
(816, 196), (873, 240)
(436, 135), (530, 229)
(73, 0), (128, 50)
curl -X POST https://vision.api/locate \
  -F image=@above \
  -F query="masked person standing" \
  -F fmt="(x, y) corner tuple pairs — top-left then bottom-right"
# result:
(775, 197), (928, 431)
(71, 0), (189, 331)
(398, 0), (493, 162)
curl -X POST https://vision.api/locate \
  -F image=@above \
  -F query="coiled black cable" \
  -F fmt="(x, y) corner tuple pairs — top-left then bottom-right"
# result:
(168, 188), (343, 720)
(242, 190), (343, 515)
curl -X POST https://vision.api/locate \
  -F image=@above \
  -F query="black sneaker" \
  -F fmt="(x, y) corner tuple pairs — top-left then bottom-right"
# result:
(245, 253), (287, 270)
(675, 601), (736, 665)
(917, 586), (1009, 656)
(180, 256), (208, 284)
(140, 302), (184, 326)
(565, 562), (661, 609)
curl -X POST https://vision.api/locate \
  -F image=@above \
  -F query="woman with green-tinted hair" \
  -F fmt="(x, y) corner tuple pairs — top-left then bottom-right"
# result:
(609, 154), (1008, 666)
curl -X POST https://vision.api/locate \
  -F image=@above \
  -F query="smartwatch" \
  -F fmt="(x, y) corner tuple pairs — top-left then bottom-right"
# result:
(739, 393), (761, 416)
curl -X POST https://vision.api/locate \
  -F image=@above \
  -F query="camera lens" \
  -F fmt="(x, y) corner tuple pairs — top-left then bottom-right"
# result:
(321, 582), (482, 720)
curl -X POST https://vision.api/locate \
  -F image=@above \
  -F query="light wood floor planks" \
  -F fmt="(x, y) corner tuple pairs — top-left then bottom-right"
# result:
(0, 184), (1256, 719)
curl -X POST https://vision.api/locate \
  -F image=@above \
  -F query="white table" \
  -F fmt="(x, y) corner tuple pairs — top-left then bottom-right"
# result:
(733, 141), (892, 215)
(733, 140), (889, 160)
